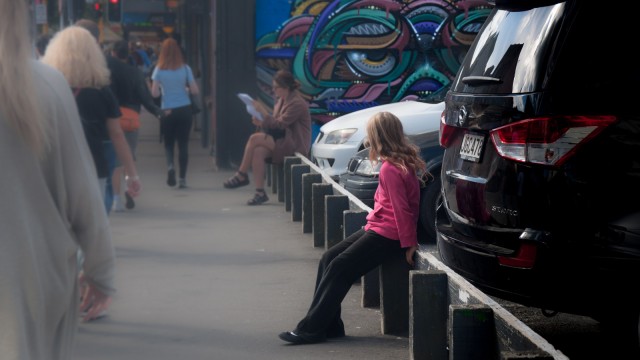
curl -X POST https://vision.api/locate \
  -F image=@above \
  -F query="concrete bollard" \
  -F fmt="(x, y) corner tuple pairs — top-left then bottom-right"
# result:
(312, 183), (333, 248)
(270, 163), (279, 194)
(380, 251), (410, 336)
(291, 164), (311, 222)
(266, 162), (272, 187)
(449, 305), (497, 360)
(283, 157), (302, 212)
(276, 163), (285, 202)
(302, 173), (322, 234)
(343, 210), (367, 239)
(409, 270), (448, 360)
(324, 195), (349, 249)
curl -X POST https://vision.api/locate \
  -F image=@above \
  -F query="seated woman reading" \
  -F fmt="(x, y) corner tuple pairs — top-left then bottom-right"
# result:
(223, 69), (311, 205)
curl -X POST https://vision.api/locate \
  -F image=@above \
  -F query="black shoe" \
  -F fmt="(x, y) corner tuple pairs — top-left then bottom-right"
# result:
(326, 328), (345, 339)
(326, 319), (345, 338)
(167, 169), (176, 187)
(125, 191), (135, 209)
(278, 331), (325, 345)
(247, 191), (269, 206)
(223, 171), (250, 189)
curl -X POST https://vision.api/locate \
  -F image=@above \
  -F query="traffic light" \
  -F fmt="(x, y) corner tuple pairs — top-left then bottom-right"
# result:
(93, 2), (103, 20)
(107, 0), (121, 23)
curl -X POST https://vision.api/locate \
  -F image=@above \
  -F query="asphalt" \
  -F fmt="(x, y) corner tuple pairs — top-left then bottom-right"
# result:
(73, 111), (409, 359)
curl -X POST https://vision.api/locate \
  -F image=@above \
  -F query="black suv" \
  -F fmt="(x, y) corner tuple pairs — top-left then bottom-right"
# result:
(437, 0), (640, 345)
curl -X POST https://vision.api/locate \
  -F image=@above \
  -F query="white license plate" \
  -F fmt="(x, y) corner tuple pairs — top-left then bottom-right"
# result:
(460, 133), (485, 162)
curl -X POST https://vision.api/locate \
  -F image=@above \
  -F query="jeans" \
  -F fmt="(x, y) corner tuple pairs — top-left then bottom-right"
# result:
(294, 228), (403, 338)
(103, 141), (116, 214)
(161, 105), (193, 179)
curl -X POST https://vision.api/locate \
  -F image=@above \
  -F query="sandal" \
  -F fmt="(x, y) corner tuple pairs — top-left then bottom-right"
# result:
(247, 191), (269, 206)
(223, 171), (249, 189)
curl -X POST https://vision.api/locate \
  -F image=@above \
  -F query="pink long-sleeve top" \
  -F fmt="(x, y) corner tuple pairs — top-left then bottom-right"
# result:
(365, 161), (420, 248)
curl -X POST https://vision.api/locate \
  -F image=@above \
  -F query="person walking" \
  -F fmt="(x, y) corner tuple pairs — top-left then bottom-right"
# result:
(151, 37), (199, 189)
(0, 2), (115, 359)
(223, 69), (311, 205)
(278, 111), (426, 344)
(108, 40), (164, 211)
(41, 26), (142, 205)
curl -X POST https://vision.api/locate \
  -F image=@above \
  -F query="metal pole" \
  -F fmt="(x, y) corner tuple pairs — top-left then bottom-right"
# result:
(66, 0), (73, 25)
(30, 0), (37, 41)
(59, 0), (64, 29)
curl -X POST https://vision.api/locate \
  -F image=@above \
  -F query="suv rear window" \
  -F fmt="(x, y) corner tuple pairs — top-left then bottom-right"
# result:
(451, 3), (565, 94)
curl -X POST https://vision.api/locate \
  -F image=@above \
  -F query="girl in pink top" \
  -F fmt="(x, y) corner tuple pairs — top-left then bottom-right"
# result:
(279, 111), (427, 344)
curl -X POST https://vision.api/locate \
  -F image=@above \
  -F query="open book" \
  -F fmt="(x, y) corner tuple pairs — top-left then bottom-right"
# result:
(237, 93), (264, 122)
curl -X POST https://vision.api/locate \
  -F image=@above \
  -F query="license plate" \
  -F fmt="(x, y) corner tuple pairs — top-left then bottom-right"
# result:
(460, 133), (485, 162)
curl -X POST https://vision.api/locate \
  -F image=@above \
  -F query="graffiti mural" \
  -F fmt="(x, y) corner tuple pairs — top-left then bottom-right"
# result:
(256, 0), (492, 124)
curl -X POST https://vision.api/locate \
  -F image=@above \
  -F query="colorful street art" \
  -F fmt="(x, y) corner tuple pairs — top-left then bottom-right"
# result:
(255, 0), (492, 124)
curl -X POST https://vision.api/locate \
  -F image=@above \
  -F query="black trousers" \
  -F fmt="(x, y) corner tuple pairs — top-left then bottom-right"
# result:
(294, 228), (403, 339)
(162, 105), (193, 179)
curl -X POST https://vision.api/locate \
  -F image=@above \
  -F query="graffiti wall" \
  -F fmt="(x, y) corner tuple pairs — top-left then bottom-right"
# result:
(255, 0), (492, 124)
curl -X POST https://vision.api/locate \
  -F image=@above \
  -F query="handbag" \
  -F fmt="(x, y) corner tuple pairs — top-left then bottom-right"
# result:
(189, 94), (201, 115)
(266, 128), (285, 140)
(185, 66), (201, 115)
(119, 106), (141, 132)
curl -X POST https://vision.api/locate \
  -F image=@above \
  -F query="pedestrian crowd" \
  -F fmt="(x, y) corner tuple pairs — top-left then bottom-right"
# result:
(1, 1), (426, 358)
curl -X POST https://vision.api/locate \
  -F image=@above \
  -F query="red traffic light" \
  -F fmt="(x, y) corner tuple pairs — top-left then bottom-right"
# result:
(94, 3), (102, 10)
(109, 0), (119, 3)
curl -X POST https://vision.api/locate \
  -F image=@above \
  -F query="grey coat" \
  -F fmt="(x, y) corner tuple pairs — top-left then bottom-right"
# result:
(0, 61), (115, 360)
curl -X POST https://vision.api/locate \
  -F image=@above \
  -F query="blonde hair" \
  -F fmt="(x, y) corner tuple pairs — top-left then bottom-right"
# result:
(156, 38), (184, 70)
(366, 111), (427, 176)
(0, 0), (47, 154)
(41, 26), (110, 89)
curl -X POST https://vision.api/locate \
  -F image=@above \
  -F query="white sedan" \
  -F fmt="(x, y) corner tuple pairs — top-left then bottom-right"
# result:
(311, 100), (445, 178)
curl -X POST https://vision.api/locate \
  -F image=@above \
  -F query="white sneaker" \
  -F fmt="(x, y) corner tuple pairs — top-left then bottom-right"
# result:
(112, 199), (125, 212)
(80, 309), (108, 321)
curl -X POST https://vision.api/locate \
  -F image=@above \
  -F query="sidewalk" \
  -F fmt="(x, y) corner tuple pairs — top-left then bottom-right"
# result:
(73, 111), (409, 359)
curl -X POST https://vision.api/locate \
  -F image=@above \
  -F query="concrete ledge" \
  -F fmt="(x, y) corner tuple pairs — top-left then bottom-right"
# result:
(283, 156), (302, 212)
(312, 183), (333, 248)
(380, 251), (410, 336)
(449, 305), (497, 360)
(291, 153), (567, 359)
(291, 164), (310, 222)
(269, 163), (283, 195)
(266, 161), (284, 201)
(410, 270), (448, 360)
(277, 163), (285, 202)
(302, 173), (322, 234)
(415, 252), (569, 359)
(324, 195), (349, 249)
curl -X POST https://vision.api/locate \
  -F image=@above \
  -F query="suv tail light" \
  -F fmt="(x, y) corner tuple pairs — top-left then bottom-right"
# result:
(497, 242), (538, 269)
(440, 111), (458, 148)
(490, 116), (616, 166)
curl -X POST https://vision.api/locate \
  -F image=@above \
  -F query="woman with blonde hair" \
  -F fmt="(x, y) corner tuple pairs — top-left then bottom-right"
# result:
(0, 1), (115, 359)
(151, 37), (200, 189)
(41, 25), (141, 205)
(279, 111), (426, 344)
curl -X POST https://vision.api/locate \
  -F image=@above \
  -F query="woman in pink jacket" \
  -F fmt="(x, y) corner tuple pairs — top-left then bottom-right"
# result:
(223, 69), (311, 205)
(279, 111), (427, 344)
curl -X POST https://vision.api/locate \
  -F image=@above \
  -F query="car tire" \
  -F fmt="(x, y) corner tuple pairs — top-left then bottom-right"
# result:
(419, 173), (441, 244)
